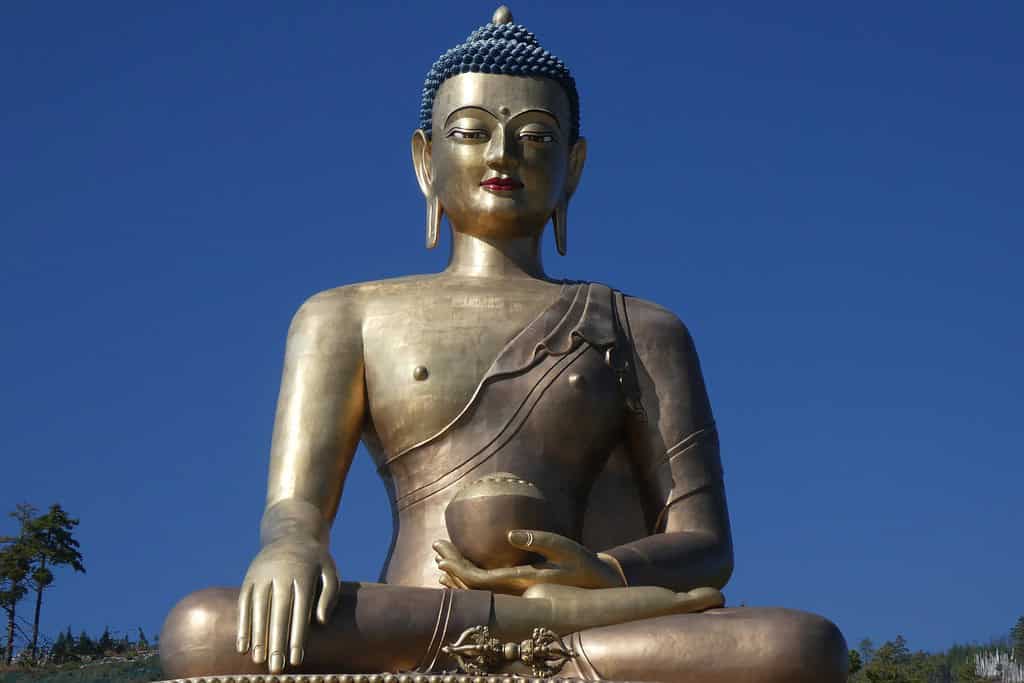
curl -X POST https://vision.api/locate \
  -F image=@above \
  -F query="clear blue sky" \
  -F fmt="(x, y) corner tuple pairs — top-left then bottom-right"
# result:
(2, 1), (1021, 656)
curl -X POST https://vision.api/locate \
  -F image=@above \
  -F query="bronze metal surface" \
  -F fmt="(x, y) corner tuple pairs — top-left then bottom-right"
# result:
(444, 474), (566, 570)
(160, 6), (848, 683)
(154, 674), (634, 683)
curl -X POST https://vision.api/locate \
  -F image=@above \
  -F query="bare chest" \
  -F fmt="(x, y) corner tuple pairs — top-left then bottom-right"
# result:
(361, 287), (556, 456)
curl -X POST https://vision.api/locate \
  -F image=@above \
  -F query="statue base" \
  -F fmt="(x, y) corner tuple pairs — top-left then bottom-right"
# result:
(154, 675), (628, 683)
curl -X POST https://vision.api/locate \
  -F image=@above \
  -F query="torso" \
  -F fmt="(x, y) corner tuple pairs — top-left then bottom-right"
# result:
(358, 273), (567, 457)
(342, 274), (644, 587)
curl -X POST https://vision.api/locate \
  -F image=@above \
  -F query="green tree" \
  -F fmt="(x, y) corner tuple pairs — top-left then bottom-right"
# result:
(0, 534), (32, 664)
(859, 637), (876, 664)
(97, 626), (114, 655)
(952, 656), (986, 682)
(849, 649), (863, 676)
(19, 504), (86, 659)
(863, 635), (911, 683)
(137, 628), (149, 649)
(76, 629), (95, 657)
(1012, 615), (1024, 661)
(50, 627), (73, 663)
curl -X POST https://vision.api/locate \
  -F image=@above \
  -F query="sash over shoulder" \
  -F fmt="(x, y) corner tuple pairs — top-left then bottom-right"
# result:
(379, 282), (641, 512)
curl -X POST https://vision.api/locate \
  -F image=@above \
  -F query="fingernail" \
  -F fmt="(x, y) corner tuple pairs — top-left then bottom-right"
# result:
(236, 637), (248, 653)
(269, 652), (284, 673)
(508, 530), (531, 546)
(291, 647), (304, 666)
(252, 645), (265, 662)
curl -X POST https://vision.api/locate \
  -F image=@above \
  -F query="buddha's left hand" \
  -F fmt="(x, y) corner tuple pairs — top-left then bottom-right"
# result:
(433, 530), (626, 594)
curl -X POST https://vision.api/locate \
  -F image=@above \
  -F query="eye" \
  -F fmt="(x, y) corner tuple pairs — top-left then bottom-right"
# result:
(519, 131), (556, 144)
(446, 128), (489, 141)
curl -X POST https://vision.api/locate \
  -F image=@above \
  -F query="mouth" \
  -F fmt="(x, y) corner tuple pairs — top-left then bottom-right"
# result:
(480, 177), (524, 192)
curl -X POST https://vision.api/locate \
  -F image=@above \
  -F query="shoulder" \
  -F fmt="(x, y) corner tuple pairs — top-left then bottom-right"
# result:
(284, 275), (434, 352)
(292, 274), (438, 323)
(619, 294), (699, 358)
(617, 292), (714, 424)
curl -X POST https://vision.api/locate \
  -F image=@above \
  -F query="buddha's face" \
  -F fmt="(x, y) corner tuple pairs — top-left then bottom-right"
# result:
(413, 73), (585, 240)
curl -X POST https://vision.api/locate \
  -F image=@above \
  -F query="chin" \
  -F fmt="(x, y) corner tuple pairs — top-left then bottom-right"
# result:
(450, 203), (552, 239)
(460, 218), (547, 241)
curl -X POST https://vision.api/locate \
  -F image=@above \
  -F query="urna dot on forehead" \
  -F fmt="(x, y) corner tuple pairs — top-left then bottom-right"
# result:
(419, 5), (581, 142)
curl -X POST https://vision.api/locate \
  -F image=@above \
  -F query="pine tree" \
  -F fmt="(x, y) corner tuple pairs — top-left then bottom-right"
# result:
(19, 504), (86, 659)
(137, 627), (149, 650)
(0, 534), (32, 664)
(98, 626), (114, 655)
(50, 628), (71, 663)
(76, 629), (95, 657)
(1012, 616), (1024, 662)
(849, 649), (863, 676)
(863, 635), (911, 682)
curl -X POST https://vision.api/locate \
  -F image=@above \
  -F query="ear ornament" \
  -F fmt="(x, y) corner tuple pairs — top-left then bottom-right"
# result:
(552, 198), (568, 256)
(426, 195), (442, 250)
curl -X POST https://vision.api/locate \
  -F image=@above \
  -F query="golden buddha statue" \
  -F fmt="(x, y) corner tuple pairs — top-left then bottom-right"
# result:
(160, 7), (848, 682)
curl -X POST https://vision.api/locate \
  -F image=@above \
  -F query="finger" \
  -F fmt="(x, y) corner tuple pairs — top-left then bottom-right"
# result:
(439, 574), (469, 590)
(437, 559), (479, 584)
(267, 579), (294, 674)
(289, 579), (313, 667)
(508, 529), (589, 565)
(676, 586), (725, 612)
(486, 564), (554, 589)
(316, 563), (339, 624)
(236, 582), (254, 653)
(441, 561), (549, 593)
(438, 568), (470, 590)
(432, 540), (466, 561)
(250, 582), (272, 665)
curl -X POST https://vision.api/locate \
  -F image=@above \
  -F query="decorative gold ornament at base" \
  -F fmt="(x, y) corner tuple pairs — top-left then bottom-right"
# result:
(442, 626), (576, 678)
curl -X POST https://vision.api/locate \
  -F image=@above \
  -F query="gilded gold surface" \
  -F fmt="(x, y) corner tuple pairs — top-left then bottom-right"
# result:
(159, 7), (848, 683)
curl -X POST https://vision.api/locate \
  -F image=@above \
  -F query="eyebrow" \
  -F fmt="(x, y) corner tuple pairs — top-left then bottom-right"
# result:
(444, 106), (497, 127)
(511, 109), (560, 129)
(443, 106), (562, 129)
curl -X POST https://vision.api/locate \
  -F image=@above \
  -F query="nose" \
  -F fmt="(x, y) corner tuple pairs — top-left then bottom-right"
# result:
(484, 125), (519, 174)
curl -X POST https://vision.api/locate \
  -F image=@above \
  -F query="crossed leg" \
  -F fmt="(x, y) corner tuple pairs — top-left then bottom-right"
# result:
(161, 583), (847, 682)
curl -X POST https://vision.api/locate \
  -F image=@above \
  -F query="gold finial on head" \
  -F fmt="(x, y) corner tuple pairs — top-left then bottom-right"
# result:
(492, 5), (513, 25)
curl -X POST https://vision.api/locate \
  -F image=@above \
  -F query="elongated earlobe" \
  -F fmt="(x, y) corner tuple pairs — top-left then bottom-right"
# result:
(552, 199), (568, 256)
(426, 195), (442, 250)
(411, 129), (441, 250)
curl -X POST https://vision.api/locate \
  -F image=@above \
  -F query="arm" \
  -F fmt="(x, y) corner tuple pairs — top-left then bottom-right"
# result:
(600, 297), (734, 592)
(264, 288), (366, 536)
(237, 289), (367, 673)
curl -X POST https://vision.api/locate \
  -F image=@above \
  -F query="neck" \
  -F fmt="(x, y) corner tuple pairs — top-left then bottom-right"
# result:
(445, 230), (547, 279)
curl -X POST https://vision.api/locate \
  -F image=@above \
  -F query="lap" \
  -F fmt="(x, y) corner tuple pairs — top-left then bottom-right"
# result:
(569, 607), (848, 683)
(162, 586), (847, 683)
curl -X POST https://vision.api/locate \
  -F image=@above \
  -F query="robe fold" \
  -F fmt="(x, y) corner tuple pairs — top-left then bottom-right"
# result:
(371, 282), (649, 587)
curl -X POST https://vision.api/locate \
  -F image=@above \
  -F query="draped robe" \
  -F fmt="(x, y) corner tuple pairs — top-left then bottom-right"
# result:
(363, 281), (721, 589)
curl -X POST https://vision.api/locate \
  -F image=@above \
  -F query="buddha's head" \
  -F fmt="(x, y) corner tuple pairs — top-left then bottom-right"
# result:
(412, 6), (586, 253)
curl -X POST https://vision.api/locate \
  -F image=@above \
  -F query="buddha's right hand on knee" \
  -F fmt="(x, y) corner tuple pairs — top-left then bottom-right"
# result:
(236, 537), (340, 674)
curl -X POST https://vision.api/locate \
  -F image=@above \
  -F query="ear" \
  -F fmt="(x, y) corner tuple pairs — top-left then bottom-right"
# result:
(565, 137), (587, 198)
(411, 129), (433, 198)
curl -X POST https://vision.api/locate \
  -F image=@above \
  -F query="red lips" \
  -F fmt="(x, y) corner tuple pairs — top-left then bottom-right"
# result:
(480, 177), (524, 191)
